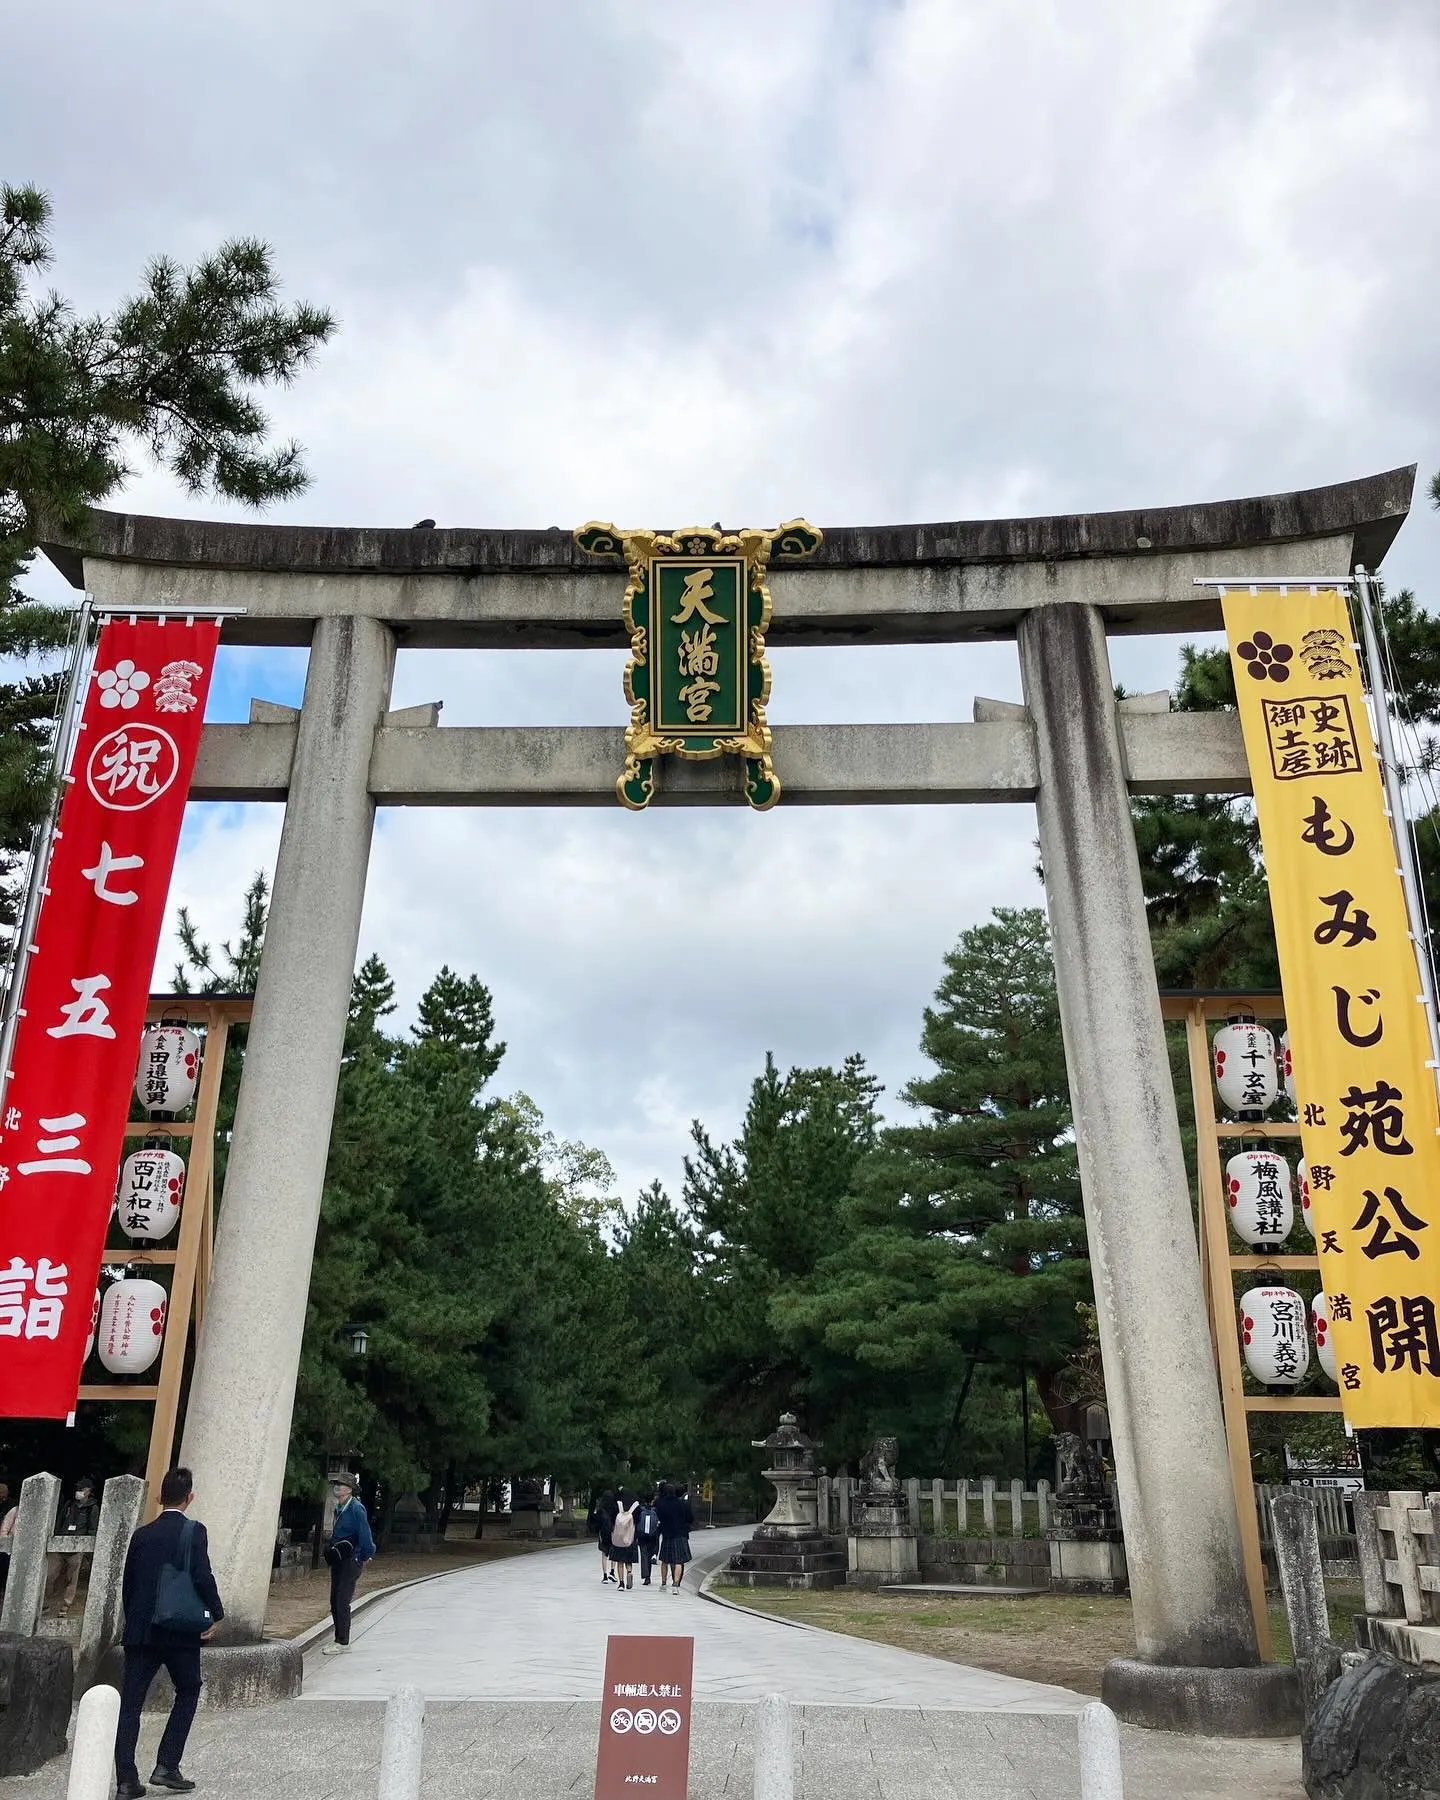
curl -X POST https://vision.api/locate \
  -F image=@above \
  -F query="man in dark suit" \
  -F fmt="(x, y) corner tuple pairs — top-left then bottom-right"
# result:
(114, 1466), (224, 1797)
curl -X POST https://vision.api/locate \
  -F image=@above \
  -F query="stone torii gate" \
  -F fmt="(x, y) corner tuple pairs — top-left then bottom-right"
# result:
(44, 465), (1415, 1723)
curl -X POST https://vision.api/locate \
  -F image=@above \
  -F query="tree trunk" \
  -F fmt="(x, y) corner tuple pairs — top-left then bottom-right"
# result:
(936, 1355), (978, 1472)
(1034, 1366), (1083, 1436)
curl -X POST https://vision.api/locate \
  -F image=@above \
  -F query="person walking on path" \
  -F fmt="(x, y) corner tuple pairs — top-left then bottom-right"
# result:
(635, 1490), (661, 1587)
(45, 1475), (99, 1615)
(322, 1475), (375, 1654)
(114, 1466), (223, 1797)
(609, 1489), (639, 1591)
(587, 1490), (617, 1583)
(657, 1480), (694, 1592)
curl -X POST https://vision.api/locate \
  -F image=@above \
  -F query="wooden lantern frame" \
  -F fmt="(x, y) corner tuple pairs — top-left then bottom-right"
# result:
(81, 994), (251, 1513)
(1162, 989), (1346, 1659)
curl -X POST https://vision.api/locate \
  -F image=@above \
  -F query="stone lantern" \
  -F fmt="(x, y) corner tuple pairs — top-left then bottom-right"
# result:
(717, 1411), (846, 1589)
(752, 1412), (819, 1538)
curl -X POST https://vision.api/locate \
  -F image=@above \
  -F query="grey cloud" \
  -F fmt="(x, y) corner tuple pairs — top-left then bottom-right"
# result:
(10, 0), (1439, 1193)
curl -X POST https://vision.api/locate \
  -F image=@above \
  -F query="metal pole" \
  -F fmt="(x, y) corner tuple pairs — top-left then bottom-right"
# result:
(1353, 566), (1440, 1094)
(0, 592), (94, 1117)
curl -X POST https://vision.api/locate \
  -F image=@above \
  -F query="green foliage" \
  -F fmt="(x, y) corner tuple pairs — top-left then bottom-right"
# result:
(680, 1054), (884, 1474)
(771, 909), (1087, 1467)
(0, 182), (332, 942)
(285, 955), (651, 1506)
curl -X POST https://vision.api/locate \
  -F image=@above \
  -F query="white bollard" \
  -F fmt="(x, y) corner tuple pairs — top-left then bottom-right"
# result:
(378, 1685), (426, 1800)
(66, 1685), (120, 1800)
(753, 1691), (794, 1800)
(1078, 1700), (1124, 1800)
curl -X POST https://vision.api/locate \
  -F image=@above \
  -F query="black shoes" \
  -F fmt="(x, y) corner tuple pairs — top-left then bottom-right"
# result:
(149, 1768), (196, 1792)
(116, 1781), (146, 1798)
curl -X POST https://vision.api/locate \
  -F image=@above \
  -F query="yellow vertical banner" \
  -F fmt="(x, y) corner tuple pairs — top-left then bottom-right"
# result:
(1223, 588), (1440, 1428)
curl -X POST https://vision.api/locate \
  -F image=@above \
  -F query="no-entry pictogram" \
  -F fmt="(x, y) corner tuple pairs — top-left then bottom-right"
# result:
(595, 1635), (694, 1798)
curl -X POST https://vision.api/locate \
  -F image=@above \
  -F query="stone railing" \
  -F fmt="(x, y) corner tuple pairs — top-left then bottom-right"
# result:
(817, 1475), (1052, 1539)
(1352, 1488), (1440, 1666)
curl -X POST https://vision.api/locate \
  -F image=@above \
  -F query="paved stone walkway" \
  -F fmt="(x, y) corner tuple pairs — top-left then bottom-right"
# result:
(0, 1530), (1307, 1798)
(302, 1529), (1082, 1710)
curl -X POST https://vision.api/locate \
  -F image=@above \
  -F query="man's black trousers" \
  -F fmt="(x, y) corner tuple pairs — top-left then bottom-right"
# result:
(114, 1643), (202, 1781)
(330, 1555), (362, 1643)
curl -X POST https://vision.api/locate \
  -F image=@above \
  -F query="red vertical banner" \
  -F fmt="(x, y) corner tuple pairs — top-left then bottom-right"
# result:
(595, 1636), (694, 1800)
(0, 617), (220, 1418)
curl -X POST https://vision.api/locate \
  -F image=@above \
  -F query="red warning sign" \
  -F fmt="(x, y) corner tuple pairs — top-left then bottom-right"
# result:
(595, 1634), (694, 1799)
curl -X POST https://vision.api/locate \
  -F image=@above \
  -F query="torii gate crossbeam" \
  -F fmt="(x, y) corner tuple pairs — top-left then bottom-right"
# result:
(42, 466), (1415, 1731)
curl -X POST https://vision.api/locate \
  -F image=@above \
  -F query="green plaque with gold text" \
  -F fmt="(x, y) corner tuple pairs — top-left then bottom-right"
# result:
(575, 520), (822, 809)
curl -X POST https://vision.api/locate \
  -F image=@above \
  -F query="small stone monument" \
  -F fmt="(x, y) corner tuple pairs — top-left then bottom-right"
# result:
(1046, 1428), (1128, 1593)
(720, 1413), (846, 1589)
(509, 1477), (554, 1539)
(847, 1435), (919, 1589)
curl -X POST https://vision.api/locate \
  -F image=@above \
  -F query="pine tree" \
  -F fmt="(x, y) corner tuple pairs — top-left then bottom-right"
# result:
(683, 1053), (883, 1465)
(773, 908), (1089, 1462)
(0, 183), (333, 943)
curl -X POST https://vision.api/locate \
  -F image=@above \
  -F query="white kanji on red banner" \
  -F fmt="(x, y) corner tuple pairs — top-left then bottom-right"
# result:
(0, 616), (219, 1418)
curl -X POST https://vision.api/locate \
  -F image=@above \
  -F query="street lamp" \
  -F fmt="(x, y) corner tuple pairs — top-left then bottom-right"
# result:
(343, 1323), (369, 1356)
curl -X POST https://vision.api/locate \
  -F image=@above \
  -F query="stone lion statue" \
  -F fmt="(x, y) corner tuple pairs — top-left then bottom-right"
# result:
(860, 1436), (899, 1493)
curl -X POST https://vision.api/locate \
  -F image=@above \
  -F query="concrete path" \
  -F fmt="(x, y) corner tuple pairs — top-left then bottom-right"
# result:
(0, 1699), (1306, 1800)
(301, 1528), (1083, 1710)
(0, 1529), (1306, 1798)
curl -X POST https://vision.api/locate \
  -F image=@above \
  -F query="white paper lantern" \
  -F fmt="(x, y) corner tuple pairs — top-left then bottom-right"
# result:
(1240, 1285), (1310, 1388)
(117, 1147), (184, 1242)
(97, 1278), (166, 1376)
(1225, 1149), (1294, 1250)
(134, 1021), (201, 1116)
(1213, 1020), (1278, 1116)
(84, 1289), (100, 1360)
(1280, 1029), (1295, 1106)
(1311, 1291), (1338, 1384)
(1296, 1159), (1314, 1238)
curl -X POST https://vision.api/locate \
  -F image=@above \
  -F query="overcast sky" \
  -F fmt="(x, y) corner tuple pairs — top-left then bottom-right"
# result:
(8, 0), (1440, 1202)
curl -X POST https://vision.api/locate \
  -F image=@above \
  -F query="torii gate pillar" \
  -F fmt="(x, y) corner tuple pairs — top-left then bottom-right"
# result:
(181, 615), (395, 1639)
(1020, 604), (1297, 1728)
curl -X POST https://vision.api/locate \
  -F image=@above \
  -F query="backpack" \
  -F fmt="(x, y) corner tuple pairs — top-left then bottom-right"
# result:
(612, 1502), (636, 1548)
(638, 1506), (659, 1539)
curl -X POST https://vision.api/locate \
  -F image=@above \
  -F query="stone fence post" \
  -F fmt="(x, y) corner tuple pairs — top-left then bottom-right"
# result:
(378, 1685), (425, 1800)
(1270, 1491), (1329, 1666)
(753, 1692), (794, 1800)
(76, 1476), (146, 1697)
(0, 1472), (59, 1636)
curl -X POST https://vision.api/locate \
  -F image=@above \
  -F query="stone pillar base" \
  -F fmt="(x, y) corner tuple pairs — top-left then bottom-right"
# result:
(1048, 1535), (1129, 1594)
(0, 1633), (71, 1776)
(96, 1641), (302, 1710)
(847, 1531), (919, 1589)
(508, 1507), (554, 1539)
(1102, 1657), (1301, 1736)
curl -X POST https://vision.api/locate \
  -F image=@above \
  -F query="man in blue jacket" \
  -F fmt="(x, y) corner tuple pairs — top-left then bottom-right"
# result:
(115, 1466), (224, 1797)
(322, 1474), (375, 1653)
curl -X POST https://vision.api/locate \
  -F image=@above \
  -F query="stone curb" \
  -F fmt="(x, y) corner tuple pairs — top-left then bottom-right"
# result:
(698, 1553), (836, 1634)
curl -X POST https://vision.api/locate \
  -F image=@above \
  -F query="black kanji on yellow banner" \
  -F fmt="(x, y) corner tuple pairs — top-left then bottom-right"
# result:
(574, 520), (822, 810)
(1224, 588), (1440, 1428)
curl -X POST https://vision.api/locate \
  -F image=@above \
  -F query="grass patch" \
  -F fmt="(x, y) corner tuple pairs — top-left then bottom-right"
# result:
(717, 1576), (1365, 1694)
